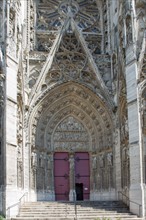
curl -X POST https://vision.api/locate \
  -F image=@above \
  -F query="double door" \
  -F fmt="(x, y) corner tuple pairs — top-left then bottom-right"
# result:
(54, 152), (90, 201)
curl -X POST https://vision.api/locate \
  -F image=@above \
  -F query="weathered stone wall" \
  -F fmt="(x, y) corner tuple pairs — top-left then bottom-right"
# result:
(109, 0), (146, 216)
(3, 0), (28, 217)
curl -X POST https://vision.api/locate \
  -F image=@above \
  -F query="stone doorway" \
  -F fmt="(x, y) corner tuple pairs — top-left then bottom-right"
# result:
(54, 152), (90, 201)
(32, 83), (114, 202)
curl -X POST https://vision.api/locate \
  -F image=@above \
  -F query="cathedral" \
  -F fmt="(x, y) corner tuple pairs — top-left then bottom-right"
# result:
(0, 0), (146, 218)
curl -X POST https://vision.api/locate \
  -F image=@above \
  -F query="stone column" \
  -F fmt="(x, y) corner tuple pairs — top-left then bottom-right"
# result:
(30, 150), (37, 190)
(49, 152), (55, 200)
(90, 154), (97, 200)
(114, 127), (122, 195)
(125, 45), (145, 217)
(92, 154), (97, 189)
(69, 153), (75, 201)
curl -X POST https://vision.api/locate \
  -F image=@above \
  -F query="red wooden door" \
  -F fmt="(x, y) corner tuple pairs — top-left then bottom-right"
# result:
(75, 152), (90, 200)
(54, 153), (69, 201)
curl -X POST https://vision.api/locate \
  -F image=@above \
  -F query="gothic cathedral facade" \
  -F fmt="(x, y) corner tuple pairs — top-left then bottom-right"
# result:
(0, 0), (146, 218)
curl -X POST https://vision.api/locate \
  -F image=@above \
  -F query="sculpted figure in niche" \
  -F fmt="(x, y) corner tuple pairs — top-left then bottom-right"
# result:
(99, 154), (104, 168)
(31, 151), (37, 167)
(92, 156), (97, 169)
(107, 153), (113, 166)
(92, 155), (97, 189)
(39, 154), (45, 168)
(126, 16), (132, 45)
(47, 154), (52, 170)
(107, 134), (112, 148)
(121, 116), (129, 139)
(9, 9), (15, 37)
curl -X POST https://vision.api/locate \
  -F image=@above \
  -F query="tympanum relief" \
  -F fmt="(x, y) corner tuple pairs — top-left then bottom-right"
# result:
(53, 116), (90, 151)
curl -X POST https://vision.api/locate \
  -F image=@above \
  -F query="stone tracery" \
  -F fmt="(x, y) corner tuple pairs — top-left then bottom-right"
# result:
(28, 0), (113, 106)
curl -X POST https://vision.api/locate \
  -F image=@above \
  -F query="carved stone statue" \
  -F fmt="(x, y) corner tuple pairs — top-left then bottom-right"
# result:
(107, 153), (113, 166)
(92, 156), (97, 170)
(31, 151), (37, 167)
(69, 155), (74, 172)
(99, 154), (104, 168)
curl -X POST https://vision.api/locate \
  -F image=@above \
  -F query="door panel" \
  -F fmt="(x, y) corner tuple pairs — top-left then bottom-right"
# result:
(54, 152), (69, 201)
(75, 152), (90, 200)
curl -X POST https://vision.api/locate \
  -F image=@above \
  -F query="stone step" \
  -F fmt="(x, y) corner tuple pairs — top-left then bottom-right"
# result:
(21, 205), (129, 209)
(11, 217), (143, 220)
(19, 209), (130, 213)
(20, 207), (128, 212)
(23, 202), (126, 206)
(18, 213), (136, 216)
(19, 209), (130, 214)
(21, 205), (128, 208)
(11, 201), (142, 220)
(23, 203), (125, 205)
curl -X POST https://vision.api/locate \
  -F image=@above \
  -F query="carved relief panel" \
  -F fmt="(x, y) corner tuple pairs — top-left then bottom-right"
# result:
(53, 116), (90, 151)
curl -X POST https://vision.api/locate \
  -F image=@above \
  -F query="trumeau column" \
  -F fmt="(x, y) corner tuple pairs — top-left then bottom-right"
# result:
(125, 45), (145, 217)
(69, 153), (75, 201)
